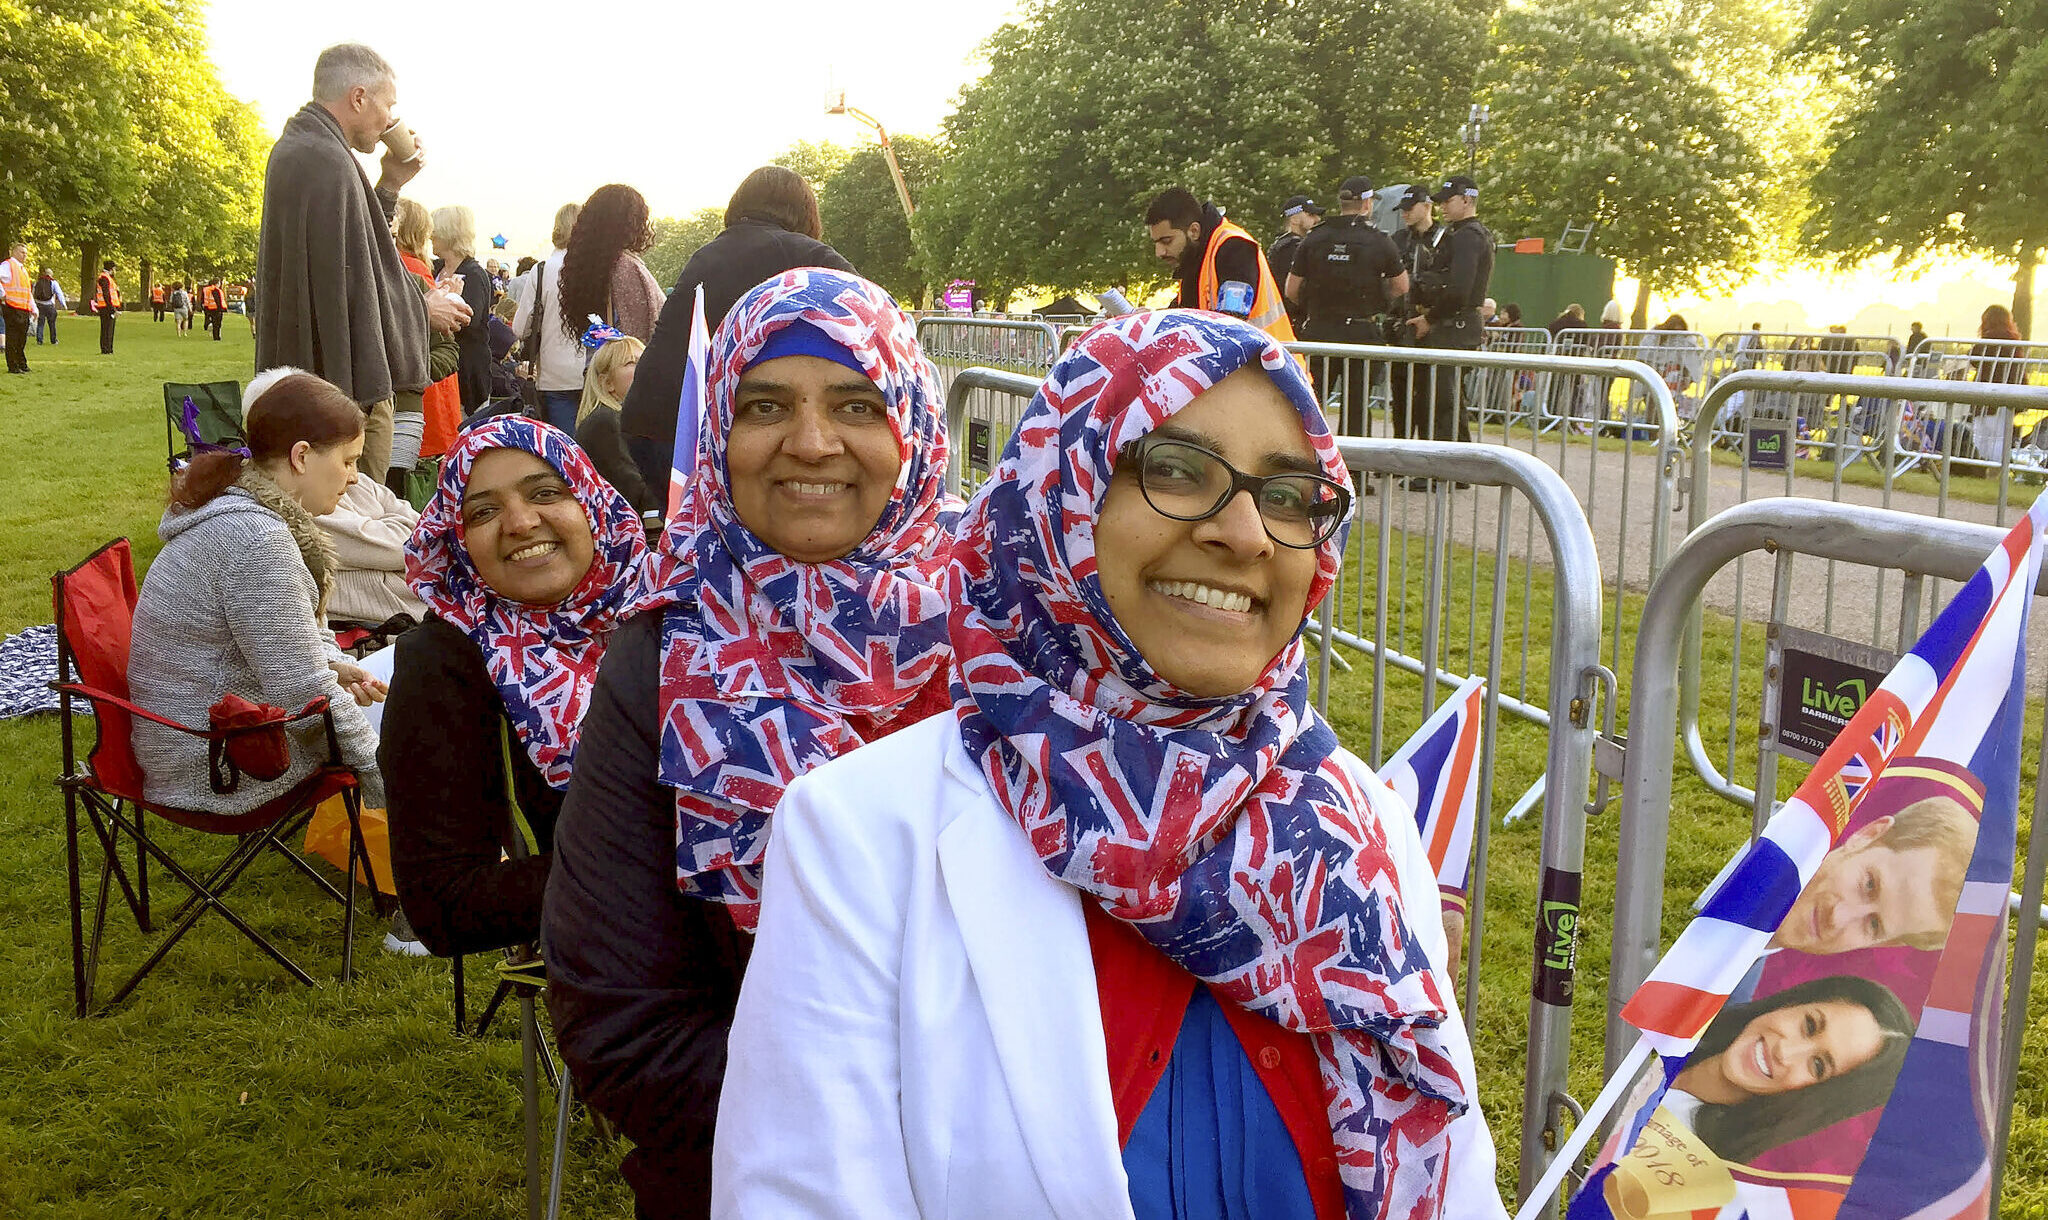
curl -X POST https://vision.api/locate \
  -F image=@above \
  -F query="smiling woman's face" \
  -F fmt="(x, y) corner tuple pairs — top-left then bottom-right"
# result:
(1717, 999), (1884, 1098)
(724, 353), (903, 563)
(1092, 368), (1323, 698)
(460, 448), (596, 605)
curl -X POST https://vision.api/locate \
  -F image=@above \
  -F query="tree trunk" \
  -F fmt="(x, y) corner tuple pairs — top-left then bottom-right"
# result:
(140, 257), (154, 304)
(1630, 278), (1652, 331)
(2013, 247), (2037, 340)
(78, 242), (98, 305)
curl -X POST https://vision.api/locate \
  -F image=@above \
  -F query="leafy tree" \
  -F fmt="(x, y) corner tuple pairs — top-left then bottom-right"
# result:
(915, 0), (1330, 303)
(0, 0), (142, 262)
(1, 0), (266, 295)
(1796, 0), (2048, 335)
(917, 0), (1493, 303)
(643, 207), (726, 288)
(1651, 0), (1839, 262)
(774, 139), (855, 196)
(819, 135), (944, 306)
(1291, 0), (1497, 193)
(1479, 0), (1766, 327)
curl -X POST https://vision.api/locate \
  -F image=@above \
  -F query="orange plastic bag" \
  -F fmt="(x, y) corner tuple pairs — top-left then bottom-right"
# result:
(302, 795), (396, 896)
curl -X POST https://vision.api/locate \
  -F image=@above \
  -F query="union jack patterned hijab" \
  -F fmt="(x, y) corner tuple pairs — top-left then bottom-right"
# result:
(949, 311), (1470, 1220)
(657, 268), (955, 928)
(406, 415), (660, 790)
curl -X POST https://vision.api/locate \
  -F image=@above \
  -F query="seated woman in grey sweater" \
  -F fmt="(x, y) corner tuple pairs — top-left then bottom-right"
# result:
(130, 371), (387, 815)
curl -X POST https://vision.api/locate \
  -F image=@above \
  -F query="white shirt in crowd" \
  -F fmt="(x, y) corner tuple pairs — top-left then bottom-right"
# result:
(509, 248), (584, 393)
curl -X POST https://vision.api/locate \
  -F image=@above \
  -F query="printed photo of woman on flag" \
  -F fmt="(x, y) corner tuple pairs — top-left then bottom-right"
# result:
(1584, 759), (1991, 1220)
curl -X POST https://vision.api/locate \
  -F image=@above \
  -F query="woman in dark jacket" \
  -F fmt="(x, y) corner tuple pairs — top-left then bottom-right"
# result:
(381, 416), (667, 957)
(619, 166), (857, 490)
(544, 268), (954, 1219)
(431, 205), (496, 413)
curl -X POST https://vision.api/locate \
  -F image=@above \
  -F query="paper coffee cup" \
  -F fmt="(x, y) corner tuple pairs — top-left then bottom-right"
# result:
(381, 119), (419, 162)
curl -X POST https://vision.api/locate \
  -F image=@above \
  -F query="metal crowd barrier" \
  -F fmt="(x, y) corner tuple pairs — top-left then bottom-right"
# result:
(1605, 497), (2046, 1205)
(1891, 338), (2048, 481)
(1286, 341), (1677, 759)
(943, 367), (1610, 1207)
(1329, 435), (1605, 1210)
(1552, 328), (1710, 429)
(917, 318), (1061, 494)
(1677, 370), (2048, 808)
(1708, 329), (1900, 373)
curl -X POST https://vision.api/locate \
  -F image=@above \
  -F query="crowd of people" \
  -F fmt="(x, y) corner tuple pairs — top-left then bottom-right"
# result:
(78, 32), (2026, 1220)
(104, 38), (1526, 1220)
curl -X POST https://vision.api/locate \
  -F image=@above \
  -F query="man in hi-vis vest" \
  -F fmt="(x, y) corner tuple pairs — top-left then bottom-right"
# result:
(1, 243), (32, 374)
(95, 259), (122, 354)
(1143, 187), (1296, 345)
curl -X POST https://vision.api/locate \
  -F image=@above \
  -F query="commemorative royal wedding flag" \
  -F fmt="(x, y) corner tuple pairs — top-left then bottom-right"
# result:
(1568, 496), (2045, 1220)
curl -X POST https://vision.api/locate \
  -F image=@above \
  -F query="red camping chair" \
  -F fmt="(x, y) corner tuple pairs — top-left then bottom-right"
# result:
(52, 538), (387, 1016)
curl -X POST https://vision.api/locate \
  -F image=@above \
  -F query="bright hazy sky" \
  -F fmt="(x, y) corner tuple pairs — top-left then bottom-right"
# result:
(204, 0), (1021, 258)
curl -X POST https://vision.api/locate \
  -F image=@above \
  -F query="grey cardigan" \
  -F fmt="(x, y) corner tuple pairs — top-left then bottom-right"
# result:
(130, 484), (385, 813)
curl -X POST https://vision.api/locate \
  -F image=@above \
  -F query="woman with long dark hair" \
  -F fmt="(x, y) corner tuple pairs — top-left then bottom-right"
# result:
(618, 166), (856, 491)
(556, 183), (665, 350)
(1670, 974), (1912, 1164)
(1972, 303), (2024, 384)
(1965, 304), (2028, 469)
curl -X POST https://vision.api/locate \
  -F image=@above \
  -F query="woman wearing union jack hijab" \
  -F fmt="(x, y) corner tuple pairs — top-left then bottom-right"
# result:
(542, 267), (956, 1218)
(381, 415), (669, 958)
(715, 310), (1507, 1220)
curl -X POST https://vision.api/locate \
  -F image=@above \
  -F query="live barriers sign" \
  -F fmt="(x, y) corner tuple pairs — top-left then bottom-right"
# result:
(1763, 623), (1896, 764)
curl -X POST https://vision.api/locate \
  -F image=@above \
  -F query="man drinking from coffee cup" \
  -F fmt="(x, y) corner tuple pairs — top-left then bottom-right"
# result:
(256, 42), (471, 480)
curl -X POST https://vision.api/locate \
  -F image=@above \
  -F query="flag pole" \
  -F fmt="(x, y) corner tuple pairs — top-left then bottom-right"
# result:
(1510, 1035), (1652, 1220)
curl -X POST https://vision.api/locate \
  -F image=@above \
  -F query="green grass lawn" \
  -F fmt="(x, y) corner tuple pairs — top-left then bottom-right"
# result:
(0, 318), (637, 1218)
(0, 322), (2041, 1214)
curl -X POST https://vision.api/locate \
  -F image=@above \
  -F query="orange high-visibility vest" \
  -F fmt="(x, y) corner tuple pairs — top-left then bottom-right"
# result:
(151, 284), (165, 304)
(203, 284), (226, 310)
(1195, 218), (1296, 344)
(97, 273), (122, 310)
(0, 259), (30, 311)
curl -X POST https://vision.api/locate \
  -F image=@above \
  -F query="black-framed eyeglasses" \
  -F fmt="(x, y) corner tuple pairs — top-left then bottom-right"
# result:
(1122, 439), (1351, 549)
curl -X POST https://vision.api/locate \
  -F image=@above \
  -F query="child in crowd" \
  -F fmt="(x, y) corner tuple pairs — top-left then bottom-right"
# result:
(572, 336), (650, 511)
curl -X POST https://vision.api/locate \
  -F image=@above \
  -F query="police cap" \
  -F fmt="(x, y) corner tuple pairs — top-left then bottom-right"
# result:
(1282, 194), (1324, 218)
(1337, 176), (1375, 201)
(1430, 175), (1480, 204)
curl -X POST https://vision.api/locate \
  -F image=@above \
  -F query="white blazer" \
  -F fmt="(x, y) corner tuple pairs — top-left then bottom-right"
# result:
(713, 714), (1508, 1220)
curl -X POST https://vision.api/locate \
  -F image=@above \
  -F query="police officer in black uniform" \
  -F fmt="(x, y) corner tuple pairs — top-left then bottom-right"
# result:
(1386, 183), (1440, 445)
(1408, 174), (1493, 453)
(1284, 176), (1406, 448)
(1266, 194), (1323, 328)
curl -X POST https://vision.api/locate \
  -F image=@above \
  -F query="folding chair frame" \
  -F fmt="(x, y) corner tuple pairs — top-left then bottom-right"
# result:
(162, 380), (244, 473)
(52, 539), (389, 1017)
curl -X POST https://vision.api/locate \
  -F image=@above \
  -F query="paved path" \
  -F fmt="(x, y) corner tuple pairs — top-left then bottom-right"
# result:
(1372, 434), (2048, 678)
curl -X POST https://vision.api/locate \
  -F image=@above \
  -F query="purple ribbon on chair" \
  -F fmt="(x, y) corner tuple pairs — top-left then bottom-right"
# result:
(181, 396), (251, 459)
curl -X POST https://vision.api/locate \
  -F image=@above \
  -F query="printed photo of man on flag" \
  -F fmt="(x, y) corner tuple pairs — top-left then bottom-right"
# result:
(1560, 496), (2045, 1220)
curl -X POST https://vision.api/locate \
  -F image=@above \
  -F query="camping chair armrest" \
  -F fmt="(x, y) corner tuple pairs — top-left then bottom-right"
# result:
(50, 682), (215, 737)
